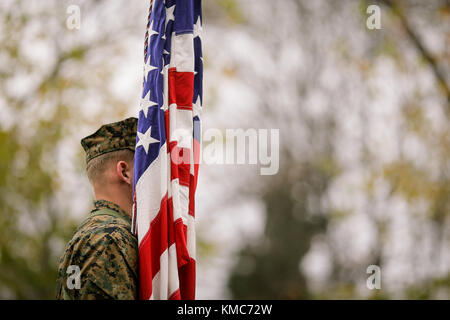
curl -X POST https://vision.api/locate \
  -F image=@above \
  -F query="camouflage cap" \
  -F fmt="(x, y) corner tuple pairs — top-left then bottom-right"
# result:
(81, 117), (138, 164)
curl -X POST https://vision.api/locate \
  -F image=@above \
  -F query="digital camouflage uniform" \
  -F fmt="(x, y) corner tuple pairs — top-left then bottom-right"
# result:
(56, 117), (139, 300)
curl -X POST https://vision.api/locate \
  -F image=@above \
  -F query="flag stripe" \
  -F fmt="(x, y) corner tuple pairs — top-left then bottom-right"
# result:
(134, 0), (202, 300)
(168, 69), (195, 108)
(135, 143), (168, 244)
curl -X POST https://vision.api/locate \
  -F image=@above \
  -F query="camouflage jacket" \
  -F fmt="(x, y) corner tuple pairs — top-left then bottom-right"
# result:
(56, 200), (138, 300)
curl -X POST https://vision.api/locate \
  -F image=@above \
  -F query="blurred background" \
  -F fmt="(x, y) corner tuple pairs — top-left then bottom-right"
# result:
(0, 0), (449, 299)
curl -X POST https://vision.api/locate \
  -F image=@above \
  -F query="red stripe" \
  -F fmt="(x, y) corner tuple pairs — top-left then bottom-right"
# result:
(188, 139), (200, 217)
(138, 235), (152, 299)
(174, 218), (190, 268)
(169, 289), (181, 300)
(168, 68), (194, 109)
(178, 159), (190, 187)
(169, 142), (191, 187)
(138, 193), (174, 299)
(179, 259), (196, 300)
(138, 192), (194, 299)
(189, 174), (196, 217)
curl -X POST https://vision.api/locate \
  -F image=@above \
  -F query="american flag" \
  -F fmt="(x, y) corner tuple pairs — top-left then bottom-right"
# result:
(132, 0), (202, 300)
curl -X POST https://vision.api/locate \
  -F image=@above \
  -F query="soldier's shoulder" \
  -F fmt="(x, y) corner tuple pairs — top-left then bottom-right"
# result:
(61, 214), (137, 264)
(56, 211), (138, 300)
(76, 214), (135, 242)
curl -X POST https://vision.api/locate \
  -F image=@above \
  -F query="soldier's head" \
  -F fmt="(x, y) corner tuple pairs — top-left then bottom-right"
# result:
(81, 117), (137, 213)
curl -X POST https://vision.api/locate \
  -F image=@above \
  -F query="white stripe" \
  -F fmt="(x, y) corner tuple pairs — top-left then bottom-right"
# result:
(136, 143), (168, 245)
(190, 139), (195, 175)
(162, 64), (169, 111)
(167, 244), (179, 297)
(167, 149), (172, 199)
(179, 184), (190, 225)
(149, 245), (179, 300)
(187, 214), (196, 259)
(170, 179), (189, 225)
(171, 178), (181, 221)
(170, 33), (195, 72)
(150, 247), (168, 300)
(169, 105), (193, 148)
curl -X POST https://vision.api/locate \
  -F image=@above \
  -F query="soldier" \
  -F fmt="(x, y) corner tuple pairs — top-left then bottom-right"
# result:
(56, 117), (138, 300)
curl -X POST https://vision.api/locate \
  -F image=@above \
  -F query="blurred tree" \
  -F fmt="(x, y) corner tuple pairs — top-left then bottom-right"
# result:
(227, 0), (449, 299)
(229, 159), (334, 299)
(0, 0), (144, 298)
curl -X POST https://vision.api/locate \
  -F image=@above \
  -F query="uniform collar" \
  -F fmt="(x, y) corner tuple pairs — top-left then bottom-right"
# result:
(91, 199), (131, 225)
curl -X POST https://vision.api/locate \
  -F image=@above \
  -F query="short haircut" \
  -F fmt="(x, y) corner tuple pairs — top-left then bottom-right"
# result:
(86, 149), (134, 184)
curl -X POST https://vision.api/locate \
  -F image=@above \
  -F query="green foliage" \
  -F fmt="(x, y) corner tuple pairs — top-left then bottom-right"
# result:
(203, 0), (246, 26)
(0, 0), (134, 299)
(216, 0), (246, 24)
(0, 123), (78, 298)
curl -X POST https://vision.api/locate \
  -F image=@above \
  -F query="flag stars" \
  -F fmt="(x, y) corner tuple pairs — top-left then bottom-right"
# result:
(136, 126), (160, 154)
(140, 90), (158, 118)
(148, 20), (159, 38)
(165, 5), (175, 30)
(193, 17), (202, 39)
(144, 58), (158, 82)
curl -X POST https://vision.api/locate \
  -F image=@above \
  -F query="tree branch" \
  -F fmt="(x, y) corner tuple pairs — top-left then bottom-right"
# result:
(381, 0), (450, 108)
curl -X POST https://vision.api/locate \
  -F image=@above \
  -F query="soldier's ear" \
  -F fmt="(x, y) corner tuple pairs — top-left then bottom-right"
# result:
(116, 160), (132, 185)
